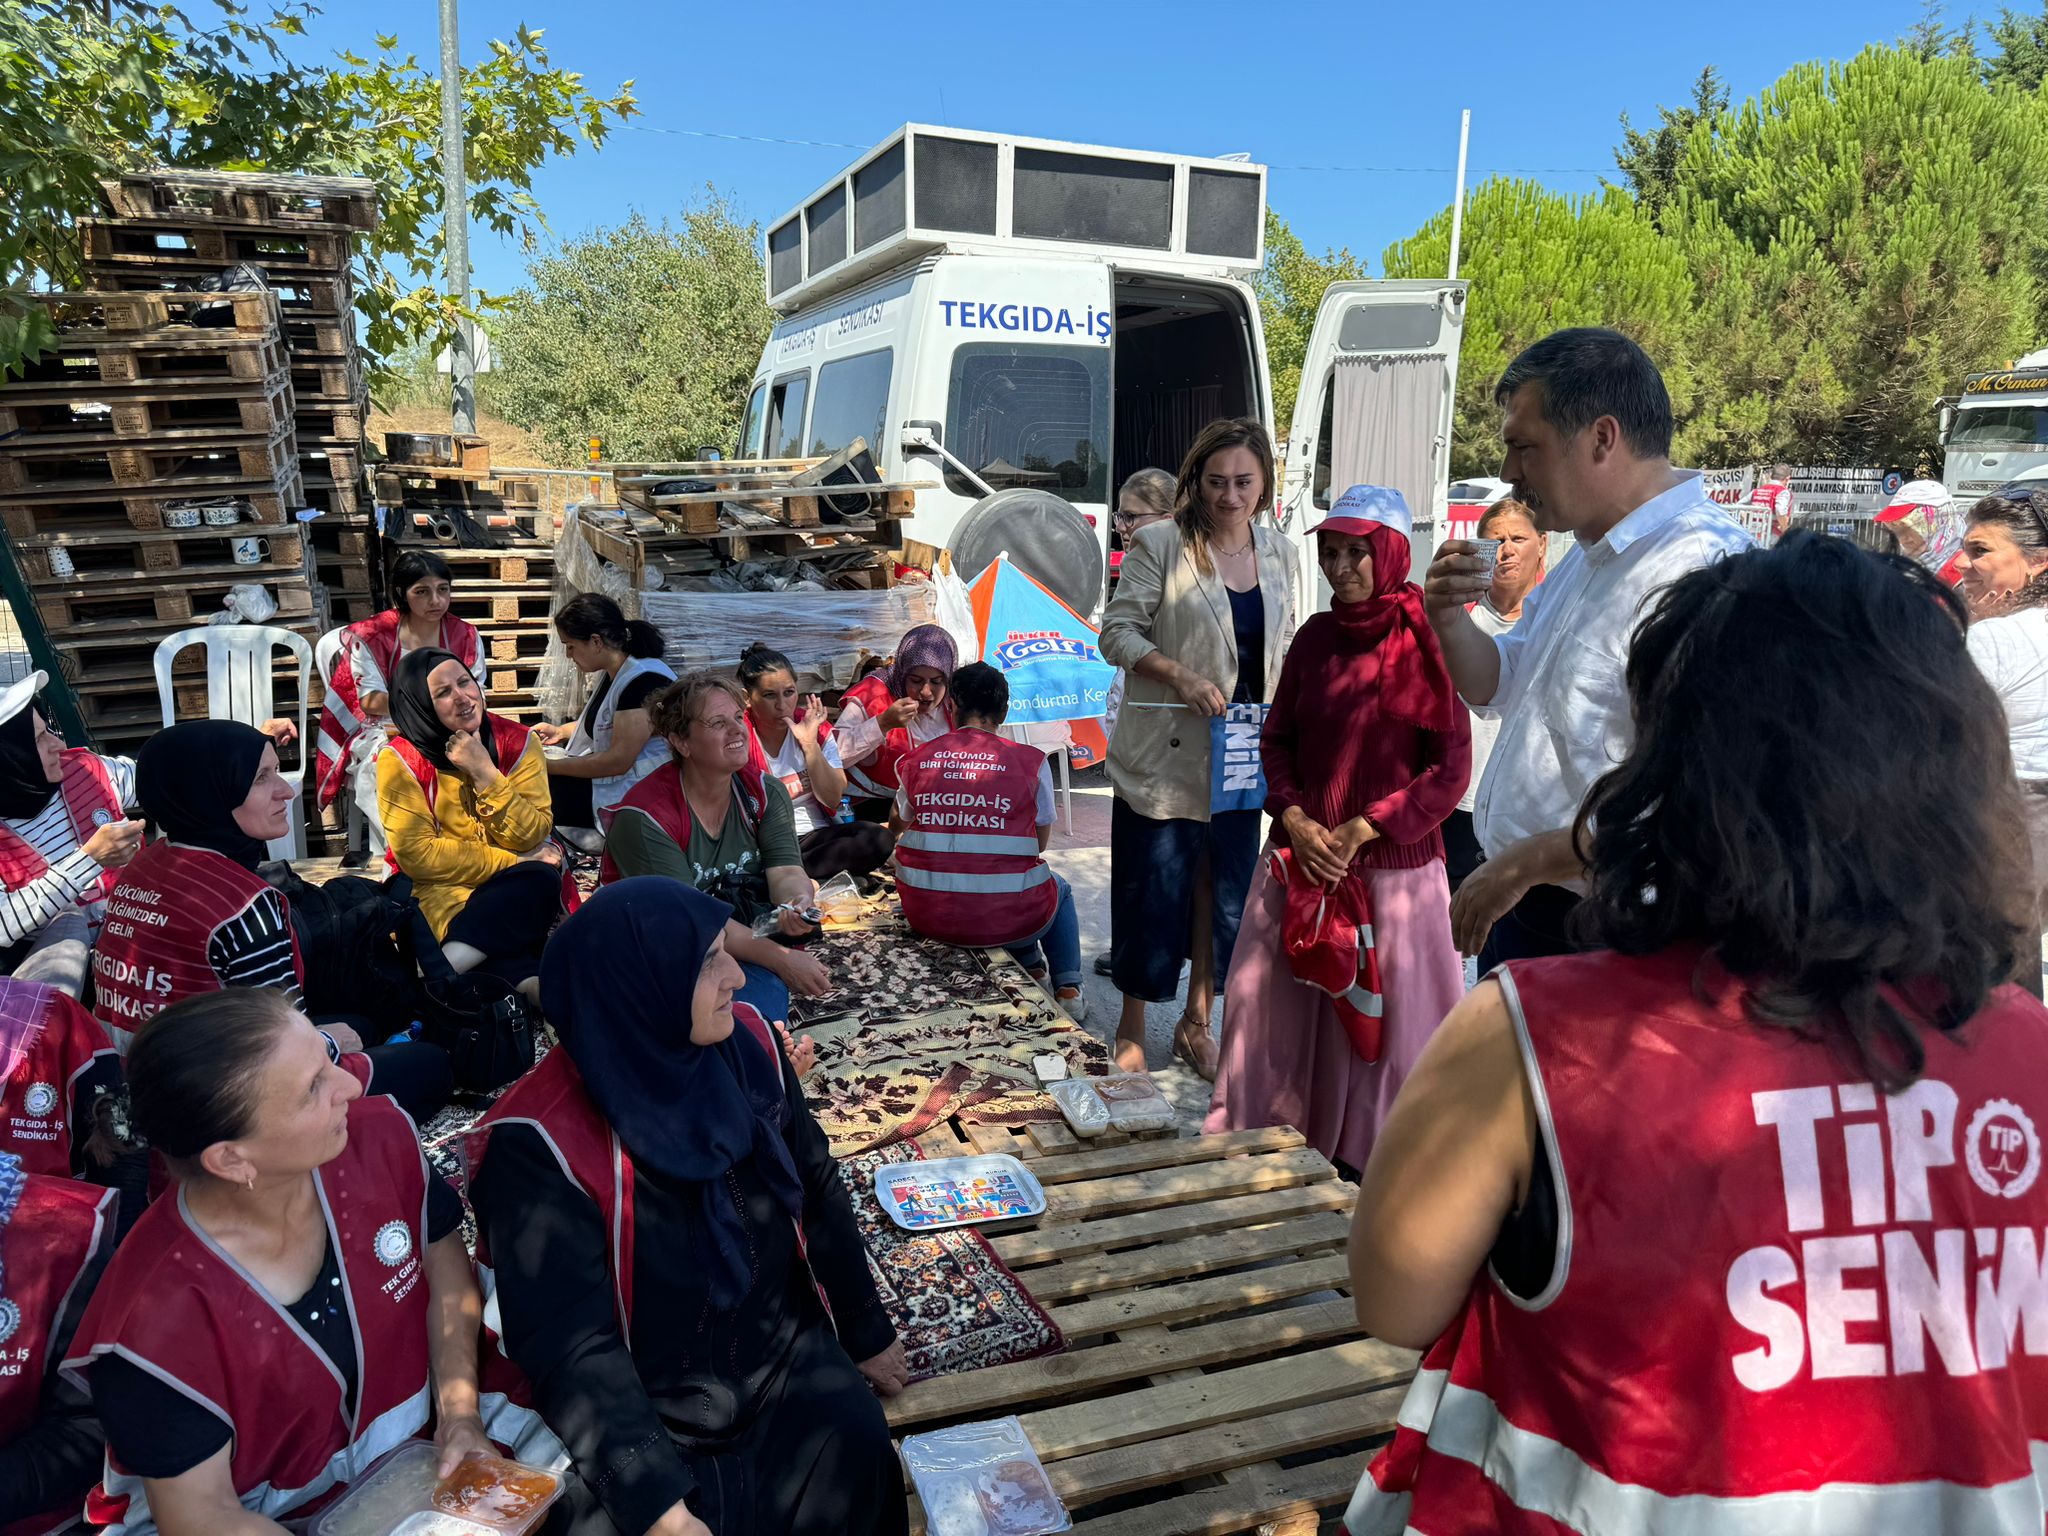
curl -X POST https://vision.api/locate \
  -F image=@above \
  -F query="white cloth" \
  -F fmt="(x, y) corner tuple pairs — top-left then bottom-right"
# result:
(1470, 473), (1752, 873)
(1969, 608), (2048, 779)
(1457, 598), (1518, 815)
(760, 728), (846, 836)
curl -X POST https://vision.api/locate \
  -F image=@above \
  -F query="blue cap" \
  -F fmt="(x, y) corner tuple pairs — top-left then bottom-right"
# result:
(1308, 484), (1413, 539)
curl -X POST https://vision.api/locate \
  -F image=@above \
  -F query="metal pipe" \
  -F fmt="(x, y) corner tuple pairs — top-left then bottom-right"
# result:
(1448, 109), (1471, 282)
(437, 0), (476, 434)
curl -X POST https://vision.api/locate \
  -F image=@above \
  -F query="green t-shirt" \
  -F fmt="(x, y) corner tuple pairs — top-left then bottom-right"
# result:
(605, 773), (803, 889)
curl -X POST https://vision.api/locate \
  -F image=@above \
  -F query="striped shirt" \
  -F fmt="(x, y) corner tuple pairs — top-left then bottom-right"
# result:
(206, 887), (303, 1008)
(0, 756), (135, 948)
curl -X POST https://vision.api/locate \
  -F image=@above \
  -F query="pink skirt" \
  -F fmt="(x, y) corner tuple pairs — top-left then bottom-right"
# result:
(1204, 853), (1464, 1170)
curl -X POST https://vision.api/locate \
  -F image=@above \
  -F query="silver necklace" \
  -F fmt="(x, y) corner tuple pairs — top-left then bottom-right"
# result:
(1214, 535), (1253, 558)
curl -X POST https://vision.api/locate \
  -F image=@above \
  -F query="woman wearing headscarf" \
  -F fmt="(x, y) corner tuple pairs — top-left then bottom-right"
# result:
(0, 1150), (118, 1536)
(1204, 487), (1469, 1174)
(314, 549), (485, 862)
(467, 880), (908, 1536)
(0, 672), (141, 1000)
(832, 623), (958, 820)
(92, 721), (450, 1121)
(378, 648), (561, 993)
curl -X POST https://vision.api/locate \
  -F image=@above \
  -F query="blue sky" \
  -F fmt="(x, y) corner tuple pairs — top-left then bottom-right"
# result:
(293, 0), (1941, 296)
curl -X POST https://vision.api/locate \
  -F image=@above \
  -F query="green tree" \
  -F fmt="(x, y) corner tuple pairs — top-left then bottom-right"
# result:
(1666, 44), (2048, 467)
(1255, 210), (1364, 429)
(1612, 66), (1729, 223)
(1985, 3), (2048, 90)
(0, 1), (635, 389)
(488, 200), (771, 465)
(1383, 179), (1697, 478)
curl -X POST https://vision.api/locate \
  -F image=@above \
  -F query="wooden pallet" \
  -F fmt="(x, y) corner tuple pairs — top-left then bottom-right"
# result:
(612, 462), (926, 530)
(391, 545), (553, 587)
(443, 587), (554, 624)
(290, 359), (363, 403)
(886, 1126), (1413, 1536)
(84, 264), (355, 320)
(0, 482), (298, 538)
(485, 659), (545, 698)
(81, 219), (353, 274)
(18, 521), (307, 585)
(313, 550), (374, 595)
(0, 373), (292, 443)
(303, 477), (369, 521)
(97, 171), (379, 232)
(282, 314), (357, 361)
(295, 400), (366, 445)
(50, 616), (323, 686)
(390, 505), (546, 542)
(382, 431), (491, 473)
(329, 592), (379, 624)
(300, 442), (364, 487)
(482, 626), (553, 663)
(36, 568), (315, 630)
(4, 332), (291, 394)
(0, 427), (296, 494)
(41, 286), (283, 337)
(305, 521), (375, 559)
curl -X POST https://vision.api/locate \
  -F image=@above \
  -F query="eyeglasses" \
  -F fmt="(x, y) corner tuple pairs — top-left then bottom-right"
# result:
(1113, 511), (1165, 532)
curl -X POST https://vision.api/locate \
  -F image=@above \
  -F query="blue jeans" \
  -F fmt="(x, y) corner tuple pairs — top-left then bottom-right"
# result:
(1007, 873), (1082, 990)
(736, 962), (792, 1027)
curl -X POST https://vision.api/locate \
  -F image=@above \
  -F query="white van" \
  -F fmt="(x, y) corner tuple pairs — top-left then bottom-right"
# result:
(743, 124), (1466, 614)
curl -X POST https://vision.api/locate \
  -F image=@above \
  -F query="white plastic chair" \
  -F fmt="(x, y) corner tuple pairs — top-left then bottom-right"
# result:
(153, 625), (314, 861)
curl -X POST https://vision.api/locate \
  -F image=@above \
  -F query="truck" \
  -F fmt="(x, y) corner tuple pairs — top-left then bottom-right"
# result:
(1940, 348), (2048, 499)
(743, 124), (1465, 616)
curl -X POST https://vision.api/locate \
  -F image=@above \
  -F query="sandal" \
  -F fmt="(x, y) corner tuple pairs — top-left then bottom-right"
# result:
(1112, 1035), (1148, 1073)
(1172, 1014), (1219, 1082)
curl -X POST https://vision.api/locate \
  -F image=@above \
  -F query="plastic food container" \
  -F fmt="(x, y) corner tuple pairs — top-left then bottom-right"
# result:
(874, 1154), (1047, 1231)
(1048, 1078), (1109, 1137)
(1093, 1072), (1177, 1133)
(902, 1417), (1071, 1535)
(306, 1442), (564, 1536)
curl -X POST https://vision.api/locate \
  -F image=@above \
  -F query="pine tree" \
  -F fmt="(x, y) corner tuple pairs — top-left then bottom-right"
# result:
(1613, 67), (1730, 223)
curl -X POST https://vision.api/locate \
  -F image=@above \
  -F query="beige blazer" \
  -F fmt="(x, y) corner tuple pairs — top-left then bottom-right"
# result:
(1100, 519), (1296, 823)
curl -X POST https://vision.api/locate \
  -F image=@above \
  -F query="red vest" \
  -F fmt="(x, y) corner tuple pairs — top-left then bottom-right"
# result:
(90, 840), (304, 1048)
(0, 982), (116, 1180)
(0, 751), (123, 910)
(0, 1177), (114, 1536)
(894, 728), (1056, 948)
(597, 760), (768, 886)
(462, 1006), (822, 1358)
(840, 674), (918, 800)
(69, 1098), (433, 1530)
(1347, 945), (2048, 1535)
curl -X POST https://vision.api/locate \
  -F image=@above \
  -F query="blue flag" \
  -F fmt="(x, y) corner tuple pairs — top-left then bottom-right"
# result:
(1210, 702), (1268, 814)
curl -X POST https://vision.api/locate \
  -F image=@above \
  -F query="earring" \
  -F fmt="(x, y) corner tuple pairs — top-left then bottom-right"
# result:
(244, 1175), (256, 1192)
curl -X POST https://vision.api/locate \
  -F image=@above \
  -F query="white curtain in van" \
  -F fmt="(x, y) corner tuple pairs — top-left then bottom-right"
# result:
(1330, 353), (1446, 524)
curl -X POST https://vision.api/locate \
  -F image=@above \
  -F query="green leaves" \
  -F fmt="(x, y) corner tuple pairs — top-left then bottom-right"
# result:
(0, 0), (635, 394)
(1256, 210), (1364, 429)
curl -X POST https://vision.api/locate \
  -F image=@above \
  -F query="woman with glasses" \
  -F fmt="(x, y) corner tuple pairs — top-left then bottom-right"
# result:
(602, 673), (832, 1029)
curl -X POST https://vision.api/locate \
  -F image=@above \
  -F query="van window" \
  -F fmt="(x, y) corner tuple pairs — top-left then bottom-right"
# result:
(945, 344), (1109, 503)
(808, 349), (894, 456)
(738, 381), (768, 458)
(767, 373), (810, 459)
(1312, 382), (1334, 508)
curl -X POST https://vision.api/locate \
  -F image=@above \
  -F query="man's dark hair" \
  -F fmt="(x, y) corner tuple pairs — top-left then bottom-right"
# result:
(950, 662), (1009, 725)
(1572, 532), (2028, 1090)
(1494, 327), (1674, 460)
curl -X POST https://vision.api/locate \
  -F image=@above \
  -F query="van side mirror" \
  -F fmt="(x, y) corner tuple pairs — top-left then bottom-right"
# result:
(1938, 400), (1956, 442)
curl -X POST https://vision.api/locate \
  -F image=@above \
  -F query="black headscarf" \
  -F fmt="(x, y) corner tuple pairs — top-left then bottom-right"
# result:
(539, 878), (803, 1310)
(0, 703), (56, 821)
(389, 647), (494, 777)
(136, 720), (273, 869)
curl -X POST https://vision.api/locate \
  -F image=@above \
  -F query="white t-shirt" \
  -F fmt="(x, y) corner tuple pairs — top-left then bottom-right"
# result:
(1969, 608), (2048, 780)
(759, 727), (846, 836)
(1458, 597), (1519, 814)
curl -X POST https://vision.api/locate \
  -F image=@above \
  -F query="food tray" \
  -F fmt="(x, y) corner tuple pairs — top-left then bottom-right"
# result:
(1092, 1071), (1176, 1132)
(1048, 1078), (1109, 1137)
(306, 1442), (563, 1536)
(902, 1416), (1071, 1535)
(874, 1154), (1047, 1231)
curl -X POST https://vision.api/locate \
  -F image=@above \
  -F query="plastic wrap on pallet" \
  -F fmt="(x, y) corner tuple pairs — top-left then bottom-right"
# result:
(537, 503), (609, 721)
(638, 584), (938, 689)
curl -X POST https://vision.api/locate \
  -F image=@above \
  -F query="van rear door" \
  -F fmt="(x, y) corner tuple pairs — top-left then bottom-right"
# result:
(1280, 279), (1468, 607)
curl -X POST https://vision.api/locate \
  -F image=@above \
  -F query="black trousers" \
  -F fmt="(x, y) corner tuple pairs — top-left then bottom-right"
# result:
(443, 861), (563, 987)
(550, 772), (596, 831)
(798, 821), (895, 882)
(1442, 809), (1485, 893)
(1476, 884), (1583, 974)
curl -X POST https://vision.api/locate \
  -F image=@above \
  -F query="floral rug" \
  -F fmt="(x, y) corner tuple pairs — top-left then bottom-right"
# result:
(841, 1142), (1064, 1382)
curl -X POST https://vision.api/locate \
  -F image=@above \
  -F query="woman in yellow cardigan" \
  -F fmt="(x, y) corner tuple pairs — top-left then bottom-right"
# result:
(378, 647), (563, 997)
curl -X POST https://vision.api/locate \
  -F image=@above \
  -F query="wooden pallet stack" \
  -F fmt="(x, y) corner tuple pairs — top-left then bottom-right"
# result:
(379, 431), (554, 726)
(85, 169), (381, 625)
(0, 286), (320, 747)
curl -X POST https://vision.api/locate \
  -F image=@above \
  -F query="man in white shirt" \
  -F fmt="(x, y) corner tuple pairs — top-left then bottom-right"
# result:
(1423, 328), (1751, 967)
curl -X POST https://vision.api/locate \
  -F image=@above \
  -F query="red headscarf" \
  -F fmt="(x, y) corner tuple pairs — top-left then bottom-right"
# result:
(1322, 522), (1459, 732)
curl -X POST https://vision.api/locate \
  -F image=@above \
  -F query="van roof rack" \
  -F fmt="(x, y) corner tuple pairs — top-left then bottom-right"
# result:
(765, 125), (1267, 313)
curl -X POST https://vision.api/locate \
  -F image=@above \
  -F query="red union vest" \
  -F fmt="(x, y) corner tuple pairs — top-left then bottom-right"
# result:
(316, 610), (483, 809)
(895, 727), (1055, 948)
(839, 674), (917, 801)
(1345, 944), (2048, 1536)
(0, 750), (123, 912)
(0, 1177), (114, 1536)
(90, 840), (304, 1049)
(462, 1004), (824, 1360)
(0, 981), (116, 1180)
(597, 760), (768, 886)
(66, 1096), (559, 1533)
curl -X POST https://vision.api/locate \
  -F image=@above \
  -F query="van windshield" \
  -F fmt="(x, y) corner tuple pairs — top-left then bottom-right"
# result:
(1951, 403), (2048, 449)
(945, 343), (1109, 503)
